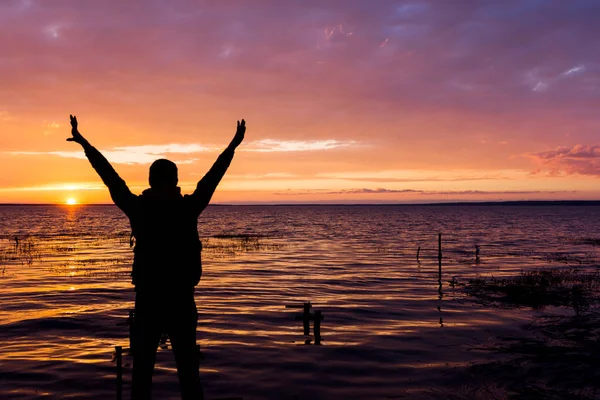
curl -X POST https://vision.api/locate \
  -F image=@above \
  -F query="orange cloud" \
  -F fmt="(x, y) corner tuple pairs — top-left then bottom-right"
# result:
(527, 145), (600, 176)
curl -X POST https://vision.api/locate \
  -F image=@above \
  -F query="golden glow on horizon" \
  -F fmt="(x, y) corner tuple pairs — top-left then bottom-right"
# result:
(66, 198), (77, 205)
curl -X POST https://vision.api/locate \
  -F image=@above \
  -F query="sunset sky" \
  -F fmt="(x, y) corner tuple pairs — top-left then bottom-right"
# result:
(1, 0), (600, 204)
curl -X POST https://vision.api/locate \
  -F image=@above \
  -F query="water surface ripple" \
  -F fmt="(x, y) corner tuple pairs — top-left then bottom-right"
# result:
(1, 204), (599, 399)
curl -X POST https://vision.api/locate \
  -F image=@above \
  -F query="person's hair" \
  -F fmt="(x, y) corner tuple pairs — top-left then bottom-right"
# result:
(149, 159), (178, 188)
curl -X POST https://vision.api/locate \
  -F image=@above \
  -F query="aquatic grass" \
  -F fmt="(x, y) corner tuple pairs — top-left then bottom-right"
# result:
(457, 260), (600, 398)
(47, 257), (131, 278)
(0, 237), (43, 266)
(462, 268), (600, 313)
(423, 383), (507, 400)
(573, 237), (600, 246)
(0, 235), (130, 276)
(0, 231), (286, 278)
(212, 233), (269, 239)
(52, 245), (76, 252)
(539, 251), (597, 266)
(202, 234), (286, 258)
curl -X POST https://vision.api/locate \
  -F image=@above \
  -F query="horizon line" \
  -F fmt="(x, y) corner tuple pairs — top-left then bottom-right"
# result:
(2, 200), (600, 207)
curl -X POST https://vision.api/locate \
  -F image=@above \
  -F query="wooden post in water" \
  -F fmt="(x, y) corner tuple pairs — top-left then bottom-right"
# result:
(115, 346), (123, 400)
(438, 233), (443, 298)
(302, 302), (311, 335)
(416, 246), (421, 263)
(314, 310), (324, 345)
(438, 233), (444, 300)
(438, 233), (442, 274)
(289, 302), (313, 336)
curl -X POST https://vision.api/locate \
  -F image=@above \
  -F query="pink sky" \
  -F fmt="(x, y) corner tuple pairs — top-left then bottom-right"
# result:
(1, 0), (600, 204)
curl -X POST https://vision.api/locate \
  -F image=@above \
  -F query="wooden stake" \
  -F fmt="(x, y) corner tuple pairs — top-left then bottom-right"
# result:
(438, 233), (443, 298)
(314, 310), (323, 345)
(438, 233), (442, 273)
(290, 302), (313, 336)
(302, 302), (311, 335)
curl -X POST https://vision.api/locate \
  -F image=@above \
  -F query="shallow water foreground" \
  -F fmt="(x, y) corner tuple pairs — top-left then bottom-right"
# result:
(1, 204), (599, 399)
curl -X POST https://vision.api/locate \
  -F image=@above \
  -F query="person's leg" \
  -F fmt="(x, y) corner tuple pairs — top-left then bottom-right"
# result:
(168, 294), (203, 400)
(131, 294), (162, 400)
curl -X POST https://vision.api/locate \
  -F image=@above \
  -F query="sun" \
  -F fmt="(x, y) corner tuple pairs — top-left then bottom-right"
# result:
(66, 198), (77, 205)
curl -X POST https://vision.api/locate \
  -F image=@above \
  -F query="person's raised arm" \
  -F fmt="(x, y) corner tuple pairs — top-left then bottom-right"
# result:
(67, 115), (136, 214)
(191, 119), (246, 214)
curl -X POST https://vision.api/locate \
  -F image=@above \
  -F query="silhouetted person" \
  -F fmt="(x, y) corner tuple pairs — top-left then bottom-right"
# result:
(67, 114), (246, 399)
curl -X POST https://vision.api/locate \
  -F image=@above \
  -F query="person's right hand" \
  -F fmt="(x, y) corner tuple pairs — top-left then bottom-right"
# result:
(67, 114), (86, 145)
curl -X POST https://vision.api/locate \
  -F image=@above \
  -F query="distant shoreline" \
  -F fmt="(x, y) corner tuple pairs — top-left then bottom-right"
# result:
(2, 200), (600, 207)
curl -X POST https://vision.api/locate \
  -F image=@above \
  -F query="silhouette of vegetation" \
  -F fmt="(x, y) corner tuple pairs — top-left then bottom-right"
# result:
(202, 233), (285, 258)
(212, 233), (267, 239)
(454, 268), (600, 399)
(0, 236), (42, 267)
(0, 235), (132, 277)
(462, 268), (600, 313)
(573, 237), (600, 246)
(0, 230), (286, 278)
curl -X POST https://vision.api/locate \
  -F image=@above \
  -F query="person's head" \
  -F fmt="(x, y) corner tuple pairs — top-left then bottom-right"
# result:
(149, 159), (178, 189)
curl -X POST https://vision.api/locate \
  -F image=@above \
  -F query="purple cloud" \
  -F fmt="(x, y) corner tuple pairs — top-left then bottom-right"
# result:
(2, 0), (599, 114)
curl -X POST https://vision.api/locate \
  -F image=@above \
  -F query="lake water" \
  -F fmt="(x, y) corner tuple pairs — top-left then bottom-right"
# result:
(1, 204), (599, 399)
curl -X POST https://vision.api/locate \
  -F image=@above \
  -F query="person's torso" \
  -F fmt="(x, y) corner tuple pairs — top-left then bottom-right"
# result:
(129, 192), (202, 291)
